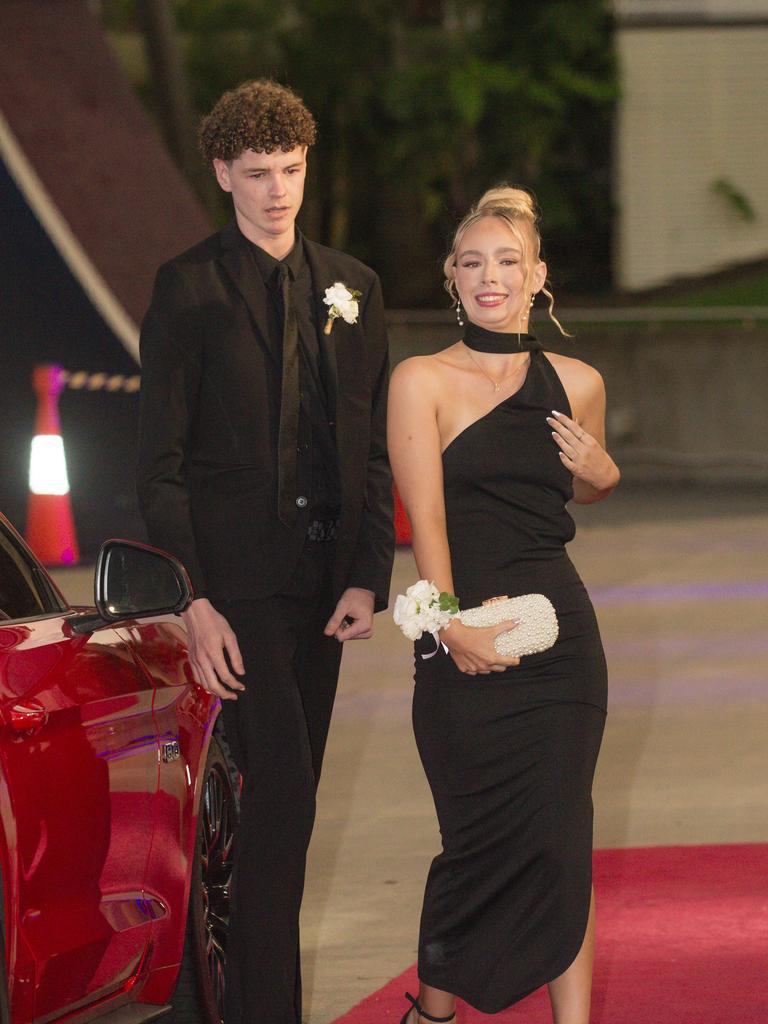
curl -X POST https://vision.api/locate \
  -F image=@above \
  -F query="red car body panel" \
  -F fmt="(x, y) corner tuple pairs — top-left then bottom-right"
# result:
(0, 517), (219, 1024)
(122, 620), (218, 1003)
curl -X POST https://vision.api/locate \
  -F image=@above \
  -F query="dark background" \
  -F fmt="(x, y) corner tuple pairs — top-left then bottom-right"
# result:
(0, 161), (145, 554)
(102, 0), (618, 306)
(2, 1), (765, 560)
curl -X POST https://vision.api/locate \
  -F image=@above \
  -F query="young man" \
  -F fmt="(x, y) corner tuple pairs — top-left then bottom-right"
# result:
(137, 80), (394, 1024)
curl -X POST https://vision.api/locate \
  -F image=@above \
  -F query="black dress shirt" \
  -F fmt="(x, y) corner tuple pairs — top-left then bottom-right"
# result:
(247, 230), (341, 515)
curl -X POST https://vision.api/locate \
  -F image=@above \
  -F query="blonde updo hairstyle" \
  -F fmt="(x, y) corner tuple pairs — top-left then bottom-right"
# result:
(444, 185), (570, 337)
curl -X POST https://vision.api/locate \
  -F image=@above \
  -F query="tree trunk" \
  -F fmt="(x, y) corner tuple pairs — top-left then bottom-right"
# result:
(135, 0), (216, 208)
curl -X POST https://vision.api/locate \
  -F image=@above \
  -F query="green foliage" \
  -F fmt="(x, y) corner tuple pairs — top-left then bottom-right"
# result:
(98, 0), (139, 30)
(644, 266), (768, 307)
(711, 178), (756, 223)
(105, 0), (618, 301)
(439, 591), (460, 614)
(474, 0), (618, 290)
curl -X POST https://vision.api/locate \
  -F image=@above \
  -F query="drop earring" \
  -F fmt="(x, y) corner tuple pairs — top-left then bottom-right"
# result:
(456, 298), (464, 327)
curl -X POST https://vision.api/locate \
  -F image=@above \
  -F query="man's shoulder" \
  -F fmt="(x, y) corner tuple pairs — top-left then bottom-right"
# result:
(157, 228), (225, 277)
(303, 238), (378, 289)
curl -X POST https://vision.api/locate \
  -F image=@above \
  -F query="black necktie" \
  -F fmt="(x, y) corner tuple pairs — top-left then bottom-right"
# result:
(277, 263), (300, 525)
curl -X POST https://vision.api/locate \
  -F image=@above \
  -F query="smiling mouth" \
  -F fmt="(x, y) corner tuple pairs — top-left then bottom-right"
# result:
(475, 293), (508, 306)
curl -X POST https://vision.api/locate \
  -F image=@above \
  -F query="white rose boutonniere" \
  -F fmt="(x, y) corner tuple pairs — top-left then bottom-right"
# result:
(323, 281), (361, 335)
(393, 579), (460, 649)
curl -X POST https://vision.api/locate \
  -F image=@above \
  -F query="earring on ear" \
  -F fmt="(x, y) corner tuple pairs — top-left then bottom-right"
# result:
(530, 292), (536, 308)
(455, 298), (465, 327)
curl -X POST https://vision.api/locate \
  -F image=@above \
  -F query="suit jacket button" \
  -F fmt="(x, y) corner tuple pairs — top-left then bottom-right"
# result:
(296, 496), (308, 508)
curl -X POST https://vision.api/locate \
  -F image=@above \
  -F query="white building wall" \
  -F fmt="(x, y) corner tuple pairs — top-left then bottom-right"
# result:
(618, 0), (768, 17)
(614, 18), (768, 290)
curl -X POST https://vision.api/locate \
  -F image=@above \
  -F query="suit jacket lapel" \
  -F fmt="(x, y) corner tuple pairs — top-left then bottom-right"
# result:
(217, 221), (278, 367)
(304, 240), (374, 514)
(304, 240), (340, 415)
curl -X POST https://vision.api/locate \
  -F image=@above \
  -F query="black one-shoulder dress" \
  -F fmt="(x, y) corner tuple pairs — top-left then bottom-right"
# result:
(412, 346), (607, 1013)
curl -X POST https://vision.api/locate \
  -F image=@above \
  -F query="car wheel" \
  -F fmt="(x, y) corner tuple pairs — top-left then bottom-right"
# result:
(169, 724), (239, 1024)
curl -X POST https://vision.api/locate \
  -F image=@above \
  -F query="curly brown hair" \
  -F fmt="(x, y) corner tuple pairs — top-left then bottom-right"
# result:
(198, 79), (317, 163)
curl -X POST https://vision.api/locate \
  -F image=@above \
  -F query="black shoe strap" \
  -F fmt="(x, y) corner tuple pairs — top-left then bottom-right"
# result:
(404, 992), (455, 1023)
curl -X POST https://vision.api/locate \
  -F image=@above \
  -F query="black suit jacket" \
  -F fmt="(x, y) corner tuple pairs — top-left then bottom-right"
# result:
(137, 221), (394, 611)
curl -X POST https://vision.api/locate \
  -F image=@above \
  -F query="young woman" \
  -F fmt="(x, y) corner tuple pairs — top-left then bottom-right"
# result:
(388, 186), (620, 1024)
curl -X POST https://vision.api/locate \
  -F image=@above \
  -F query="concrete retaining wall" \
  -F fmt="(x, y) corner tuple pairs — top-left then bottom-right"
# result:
(385, 311), (768, 484)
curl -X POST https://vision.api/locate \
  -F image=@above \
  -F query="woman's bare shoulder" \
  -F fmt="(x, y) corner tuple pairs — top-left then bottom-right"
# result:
(544, 350), (604, 394)
(390, 344), (465, 389)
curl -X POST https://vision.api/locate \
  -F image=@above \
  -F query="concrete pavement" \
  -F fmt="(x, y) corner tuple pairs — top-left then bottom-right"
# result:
(51, 485), (767, 1023)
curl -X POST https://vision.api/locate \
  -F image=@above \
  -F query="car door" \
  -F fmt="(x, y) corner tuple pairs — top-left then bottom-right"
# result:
(117, 617), (219, 985)
(0, 520), (159, 1022)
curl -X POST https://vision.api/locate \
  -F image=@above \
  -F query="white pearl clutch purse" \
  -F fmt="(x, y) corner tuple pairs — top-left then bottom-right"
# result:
(457, 593), (559, 658)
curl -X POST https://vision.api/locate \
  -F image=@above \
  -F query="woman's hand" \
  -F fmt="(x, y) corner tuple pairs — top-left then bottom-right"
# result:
(441, 618), (521, 675)
(547, 410), (620, 494)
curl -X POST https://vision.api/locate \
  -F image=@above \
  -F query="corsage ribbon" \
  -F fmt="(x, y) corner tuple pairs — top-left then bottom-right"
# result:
(421, 632), (449, 660)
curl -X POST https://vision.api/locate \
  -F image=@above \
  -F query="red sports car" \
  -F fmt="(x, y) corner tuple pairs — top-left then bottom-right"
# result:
(0, 513), (236, 1024)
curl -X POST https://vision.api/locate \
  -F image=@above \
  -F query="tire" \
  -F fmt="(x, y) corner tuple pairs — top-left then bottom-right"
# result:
(169, 722), (240, 1024)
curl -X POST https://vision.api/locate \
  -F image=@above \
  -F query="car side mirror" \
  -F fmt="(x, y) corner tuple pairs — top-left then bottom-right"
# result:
(94, 539), (192, 621)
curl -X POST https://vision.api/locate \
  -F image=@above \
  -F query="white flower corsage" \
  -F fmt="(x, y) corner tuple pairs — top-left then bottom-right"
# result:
(393, 580), (459, 656)
(323, 281), (361, 335)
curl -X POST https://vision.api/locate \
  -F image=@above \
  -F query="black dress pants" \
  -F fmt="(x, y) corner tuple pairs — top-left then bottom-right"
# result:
(217, 540), (343, 1024)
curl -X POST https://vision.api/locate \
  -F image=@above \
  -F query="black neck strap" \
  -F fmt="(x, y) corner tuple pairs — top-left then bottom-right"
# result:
(463, 320), (541, 353)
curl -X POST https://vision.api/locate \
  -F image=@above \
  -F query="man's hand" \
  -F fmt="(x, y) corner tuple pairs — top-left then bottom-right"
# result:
(181, 598), (245, 700)
(324, 587), (376, 641)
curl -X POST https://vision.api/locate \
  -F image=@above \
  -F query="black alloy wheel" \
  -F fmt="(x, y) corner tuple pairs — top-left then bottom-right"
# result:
(169, 729), (239, 1024)
(198, 758), (235, 1013)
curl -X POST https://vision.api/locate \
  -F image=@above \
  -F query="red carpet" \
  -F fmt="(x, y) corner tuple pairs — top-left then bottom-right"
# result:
(332, 844), (768, 1023)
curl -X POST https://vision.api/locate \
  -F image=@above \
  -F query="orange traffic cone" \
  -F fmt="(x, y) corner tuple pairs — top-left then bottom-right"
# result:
(25, 364), (80, 565)
(393, 485), (412, 546)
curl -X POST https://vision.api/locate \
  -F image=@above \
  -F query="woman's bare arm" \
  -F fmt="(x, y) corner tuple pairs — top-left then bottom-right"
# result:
(388, 357), (454, 591)
(388, 357), (520, 675)
(547, 357), (620, 505)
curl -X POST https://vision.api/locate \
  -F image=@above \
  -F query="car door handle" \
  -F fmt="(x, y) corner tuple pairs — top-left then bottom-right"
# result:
(6, 701), (48, 733)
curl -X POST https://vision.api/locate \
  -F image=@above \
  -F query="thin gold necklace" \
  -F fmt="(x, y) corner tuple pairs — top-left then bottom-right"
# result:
(465, 348), (530, 393)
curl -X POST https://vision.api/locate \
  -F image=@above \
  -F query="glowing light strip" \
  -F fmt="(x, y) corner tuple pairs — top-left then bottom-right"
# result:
(29, 435), (70, 495)
(0, 110), (140, 361)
